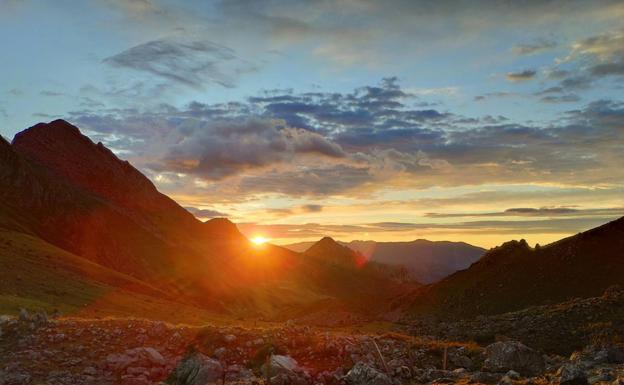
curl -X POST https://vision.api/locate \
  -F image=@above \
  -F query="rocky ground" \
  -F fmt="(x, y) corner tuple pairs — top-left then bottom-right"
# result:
(405, 286), (624, 356)
(1, 308), (624, 385)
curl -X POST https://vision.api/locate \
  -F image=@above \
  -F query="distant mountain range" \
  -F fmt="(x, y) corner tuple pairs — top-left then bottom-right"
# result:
(284, 239), (485, 283)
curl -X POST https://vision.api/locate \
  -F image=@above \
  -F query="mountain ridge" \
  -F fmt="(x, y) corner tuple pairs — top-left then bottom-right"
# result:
(402, 215), (624, 319)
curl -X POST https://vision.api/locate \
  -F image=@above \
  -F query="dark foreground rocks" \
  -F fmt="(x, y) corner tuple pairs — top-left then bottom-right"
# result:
(1, 311), (624, 385)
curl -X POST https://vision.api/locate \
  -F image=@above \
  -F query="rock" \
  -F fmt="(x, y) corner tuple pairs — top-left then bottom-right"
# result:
(270, 372), (308, 385)
(83, 367), (98, 376)
(588, 371), (614, 384)
(213, 347), (226, 359)
(483, 341), (545, 376)
(224, 334), (236, 343)
(166, 352), (223, 385)
(395, 365), (411, 379)
(557, 364), (588, 385)
(18, 308), (29, 322)
(450, 353), (474, 369)
(506, 370), (520, 380)
(470, 371), (503, 384)
(262, 355), (302, 377)
(344, 362), (392, 385)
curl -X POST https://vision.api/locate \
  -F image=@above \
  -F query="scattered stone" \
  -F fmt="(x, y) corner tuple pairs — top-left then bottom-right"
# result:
(18, 308), (29, 322)
(262, 354), (302, 377)
(557, 364), (588, 385)
(213, 347), (226, 359)
(166, 352), (223, 385)
(483, 341), (545, 376)
(344, 362), (392, 385)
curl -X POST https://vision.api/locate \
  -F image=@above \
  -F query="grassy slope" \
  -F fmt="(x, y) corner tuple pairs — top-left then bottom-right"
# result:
(0, 229), (235, 325)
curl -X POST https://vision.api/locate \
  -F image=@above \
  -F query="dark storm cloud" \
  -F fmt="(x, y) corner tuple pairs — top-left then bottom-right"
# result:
(506, 69), (537, 82)
(103, 39), (257, 89)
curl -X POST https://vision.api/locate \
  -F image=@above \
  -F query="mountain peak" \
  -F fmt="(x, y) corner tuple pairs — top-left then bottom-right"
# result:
(203, 217), (244, 238)
(12, 120), (159, 206)
(13, 119), (85, 147)
(306, 236), (366, 267)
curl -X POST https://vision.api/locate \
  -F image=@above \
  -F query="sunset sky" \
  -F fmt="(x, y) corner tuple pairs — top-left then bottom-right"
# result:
(1, 0), (623, 247)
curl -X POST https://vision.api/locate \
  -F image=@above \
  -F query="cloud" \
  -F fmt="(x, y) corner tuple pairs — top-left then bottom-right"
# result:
(185, 206), (228, 219)
(540, 94), (581, 103)
(425, 207), (624, 218)
(473, 92), (517, 101)
(70, 79), (624, 199)
(103, 38), (257, 89)
(40, 90), (64, 97)
(238, 215), (621, 240)
(506, 69), (537, 82)
(301, 204), (323, 213)
(156, 119), (346, 180)
(513, 39), (557, 55)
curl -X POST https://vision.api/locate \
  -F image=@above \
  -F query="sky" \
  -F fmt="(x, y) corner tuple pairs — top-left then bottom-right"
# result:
(1, 0), (623, 248)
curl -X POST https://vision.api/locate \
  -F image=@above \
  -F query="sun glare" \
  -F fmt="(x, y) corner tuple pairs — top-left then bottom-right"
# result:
(251, 236), (269, 245)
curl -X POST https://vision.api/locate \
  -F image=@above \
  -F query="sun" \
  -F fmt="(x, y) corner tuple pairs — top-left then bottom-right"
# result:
(251, 235), (269, 246)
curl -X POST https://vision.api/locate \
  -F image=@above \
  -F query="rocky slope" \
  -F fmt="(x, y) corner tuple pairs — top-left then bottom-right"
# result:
(402, 217), (624, 319)
(1, 308), (623, 385)
(406, 286), (624, 355)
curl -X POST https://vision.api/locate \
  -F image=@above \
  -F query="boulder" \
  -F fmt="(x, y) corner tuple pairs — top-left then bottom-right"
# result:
(483, 341), (545, 376)
(344, 362), (392, 385)
(166, 352), (223, 385)
(18, 308), (29, 322)
(262, 355), (301, 377)
(557, 364), (588, 385)
(470, 371), (503, 384)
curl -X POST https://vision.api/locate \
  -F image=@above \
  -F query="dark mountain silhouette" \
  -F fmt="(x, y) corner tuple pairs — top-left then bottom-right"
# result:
(1, 120), (414, 318)
(287, 237), (416, 317)
(304, 237), (367, 268)
(285, 239), (485, 283)
(402, 216), (624, 320)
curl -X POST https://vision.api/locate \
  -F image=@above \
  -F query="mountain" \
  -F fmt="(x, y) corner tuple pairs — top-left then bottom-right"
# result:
(304, 237), (367, 268)
(1, 120), (415, 320)
(402, 216), (624, 320)
(284, 239), (485, 283)
(287, 237), (416, 319)
(345, 239), (485, 283)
